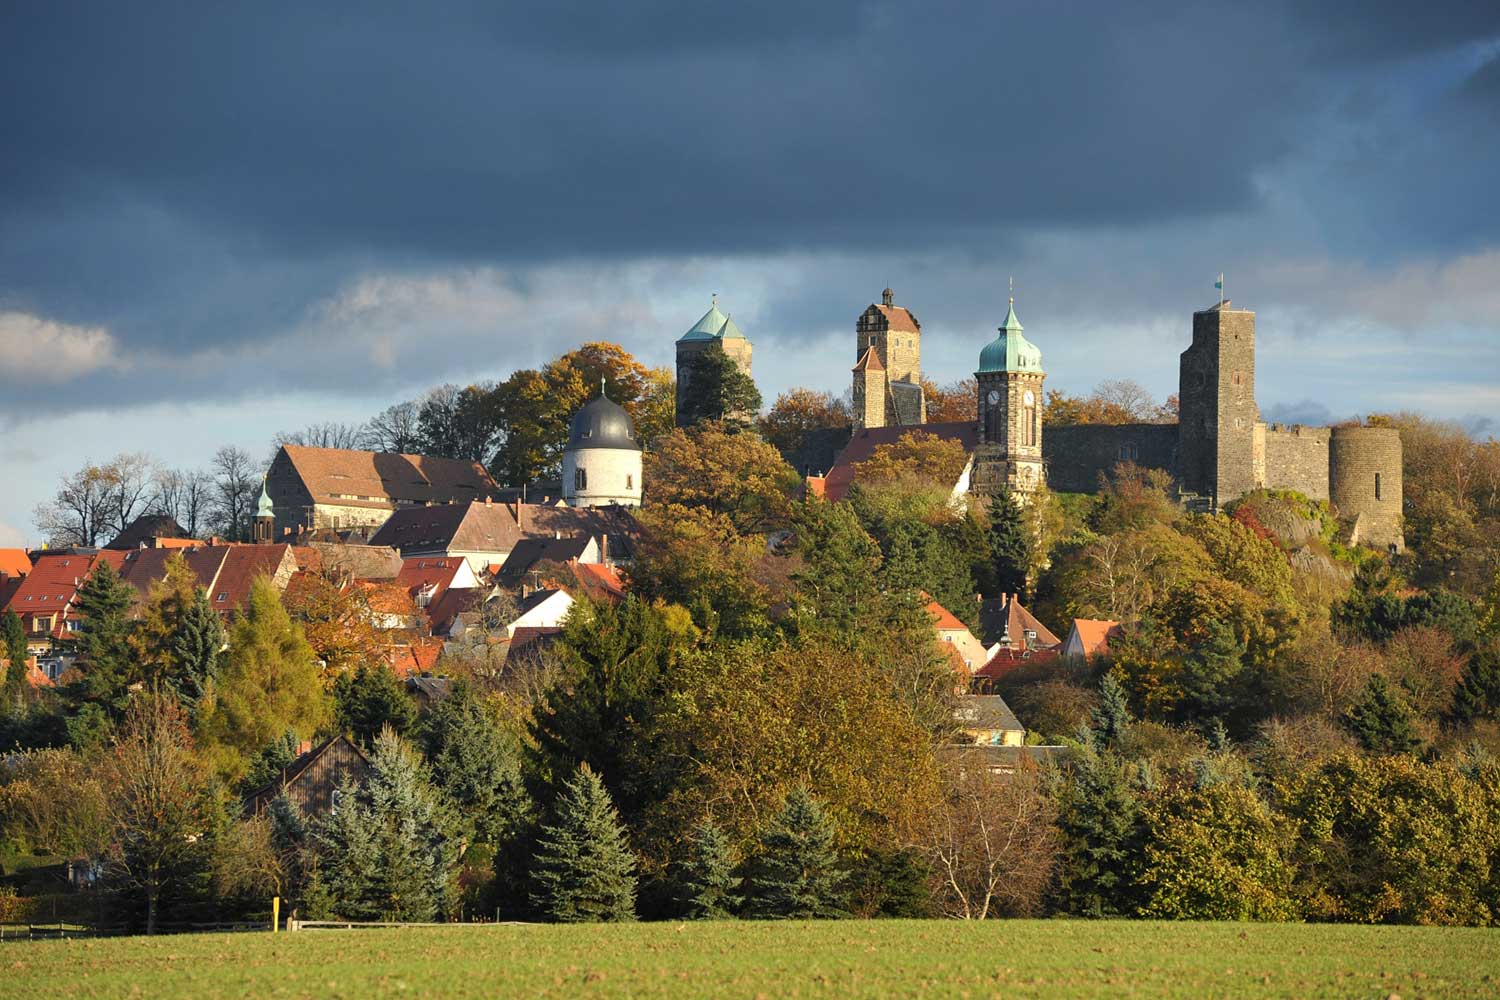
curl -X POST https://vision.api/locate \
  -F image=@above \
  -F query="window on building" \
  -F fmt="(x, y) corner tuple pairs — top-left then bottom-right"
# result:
(575, 468), (587, 491)
(37, 616), (52, 633)
(1375, 473), (1382, 500)
(1023, 404), (1037, 446)
(216, 592), (228, 602)
(626, 473), (633, 490)
(1118, 443), (1139, 461)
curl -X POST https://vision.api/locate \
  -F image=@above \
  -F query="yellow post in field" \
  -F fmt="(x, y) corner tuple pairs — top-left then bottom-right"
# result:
(272, 896), (280, 933)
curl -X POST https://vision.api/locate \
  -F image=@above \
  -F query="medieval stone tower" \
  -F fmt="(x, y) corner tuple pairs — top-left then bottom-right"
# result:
(1177, 301), (1260, 505)
(851, 287), (926, 430)
(971, 295), (1046, 496)
(675, 296), (753, 426)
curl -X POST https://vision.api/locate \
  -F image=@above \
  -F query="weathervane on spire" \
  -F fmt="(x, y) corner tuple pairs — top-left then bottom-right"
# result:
(711, 292), (718, 308)
(1009, 275), (1015, 305)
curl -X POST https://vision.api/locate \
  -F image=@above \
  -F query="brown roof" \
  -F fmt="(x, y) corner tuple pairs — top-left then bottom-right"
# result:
(499, 535), (593, 584)
(873, 304), (920, 332)
(426, 586), (486, 633)
(852, 345), (884, 372)
(387, 638), (444, 677)
(979, 595), (1062, 649)
(210, 545), (295, 613)
(369, 501), (638, 560)
(823, 420), (977, 502)
(106, 513), (190, 550)
(566, 562), (627, 603)
(5, 553), (103, 630)
(925, 597), (968, 632)
(280, 445), (499, 507)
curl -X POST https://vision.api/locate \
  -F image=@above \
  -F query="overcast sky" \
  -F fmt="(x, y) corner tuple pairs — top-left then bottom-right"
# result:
(3, 2), (1498, 545)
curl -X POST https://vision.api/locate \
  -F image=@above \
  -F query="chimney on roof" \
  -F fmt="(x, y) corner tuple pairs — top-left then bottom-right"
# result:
(599, 533), (608, 564)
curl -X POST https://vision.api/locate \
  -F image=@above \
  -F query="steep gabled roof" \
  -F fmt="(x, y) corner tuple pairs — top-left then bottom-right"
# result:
(873, 303), (921, 333)
(852, 345), (885, 372)
(1067, 618), (1123, 660)
(106, 514), (189, 550)
(925, 597), (969, 632)
(280, 445), (499, 508)
(979, 595), (1062, 649)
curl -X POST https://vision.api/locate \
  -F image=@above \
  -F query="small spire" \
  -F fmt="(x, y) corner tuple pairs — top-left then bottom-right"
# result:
(711, 292), (717, 308)
(1009, 275), (1015, 306)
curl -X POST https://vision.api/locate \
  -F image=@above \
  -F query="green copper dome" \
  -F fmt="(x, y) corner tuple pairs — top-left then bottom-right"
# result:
(977, 300), (1043, 374)
(678, 297), (747, 342)
(255, 478), (275, 519)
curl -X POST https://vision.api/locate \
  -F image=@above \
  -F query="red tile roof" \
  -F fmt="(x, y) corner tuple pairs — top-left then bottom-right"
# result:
(925, 598), (968, 632)
(210, 545), (294, 613)
(0, 549), (32, 578)
(803, 475), (827, 501)
(823, 420), (977, 502)
(974, 644), (1062, 683)
(979, 595), (1062, 650)
(569, 562), (626, 603)
(396, 556), (467, 606)
(1069, 619), (1123, 660)
(874, 304), (921, 332)
(386, 638), (444, 678)
(852, 345), (884, 371)
(5, 553), (99, 631)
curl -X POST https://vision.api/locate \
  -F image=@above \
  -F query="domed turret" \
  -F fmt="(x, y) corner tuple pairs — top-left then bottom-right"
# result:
(563, 382), (643, 507)
(977, 299), (1043, 374)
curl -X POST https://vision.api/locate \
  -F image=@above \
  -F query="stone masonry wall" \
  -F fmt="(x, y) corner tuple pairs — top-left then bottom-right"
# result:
(1262, 424), (1331, 501)
(1330, 426), (1404, 551)
(1043, 423), (1178, 493)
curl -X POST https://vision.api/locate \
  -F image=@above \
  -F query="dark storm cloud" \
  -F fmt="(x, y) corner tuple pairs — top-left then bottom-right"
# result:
(0, 1), (1496, 407)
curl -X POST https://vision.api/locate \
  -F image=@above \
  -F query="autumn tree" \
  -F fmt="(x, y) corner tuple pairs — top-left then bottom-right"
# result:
(758, 388), (850, 459)
(921, 378), (978, 424)
(923, 754), (1057, 919)
(196, 577), (329, 781)
(853, 430), (969, 493)
(104, 694), (214, 934)
(131, 552), (219, 699)
(644, 421), (800, 534)
(282, 572), (389, 681)
(34, 453), (156, 547)
(628, 505), (773, 638)
(1044, 380), (1174, 426)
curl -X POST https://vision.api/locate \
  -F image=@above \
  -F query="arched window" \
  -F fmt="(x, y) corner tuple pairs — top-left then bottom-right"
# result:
(626, 473), (634, 490)
(1374, 472), (1382, 500)
(575, 468), (587, 492)
(1023, 403), (1036, 446)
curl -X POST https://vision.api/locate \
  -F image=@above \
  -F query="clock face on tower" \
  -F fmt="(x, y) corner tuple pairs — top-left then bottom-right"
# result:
(1023, 390), (1035, 406)
(987, 389), (1000, 404)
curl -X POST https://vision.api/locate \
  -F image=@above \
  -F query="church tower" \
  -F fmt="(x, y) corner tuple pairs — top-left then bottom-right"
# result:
(851, 287), (925, 428)
(675, 296), (754, 427)
(253, 478), (275, 543)
(972, 293), (1045, 496)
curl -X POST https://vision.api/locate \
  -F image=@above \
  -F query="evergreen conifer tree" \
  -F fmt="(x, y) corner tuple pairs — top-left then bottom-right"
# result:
(243, 730), (301, 791)
(1090, 673), (1132, 749)
(675, 820), (742, 919)
(2, 607), (28, 713)
(418, 683), (530, 845)
(1342, 675), (1423, 755)
(1450, 640), (1500, 724)
(745, 788), (847, 919)
(66, 560), (137, 719)
(530, 763), (638, 922)
(1051, 745), (1145, 917)
(334, 661), (416, 745)
(314, 729), (462, 921)
(678, 345), (762, 428)
(171, 588), (225, 705)
(987, 489), (1031, 600)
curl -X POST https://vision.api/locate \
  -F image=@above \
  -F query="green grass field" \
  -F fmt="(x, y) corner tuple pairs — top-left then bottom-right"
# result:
(6, 919), (1498, 999)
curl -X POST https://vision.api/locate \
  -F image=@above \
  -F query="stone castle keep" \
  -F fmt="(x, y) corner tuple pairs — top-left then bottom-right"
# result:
(822, 290), (1404, 552)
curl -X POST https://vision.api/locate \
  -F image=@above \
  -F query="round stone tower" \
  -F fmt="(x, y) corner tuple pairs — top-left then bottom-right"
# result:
(1329, 426), (1403, 552)
(562, 384), (643, 508)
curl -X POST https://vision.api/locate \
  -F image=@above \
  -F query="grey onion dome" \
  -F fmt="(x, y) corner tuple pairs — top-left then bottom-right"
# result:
(564, 386), (641, 452)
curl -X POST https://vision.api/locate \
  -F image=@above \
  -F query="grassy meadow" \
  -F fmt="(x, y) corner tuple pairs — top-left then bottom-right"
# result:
(6, 919), (1500, 999)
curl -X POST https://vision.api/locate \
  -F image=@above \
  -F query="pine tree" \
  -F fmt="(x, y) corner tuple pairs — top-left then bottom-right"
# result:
(530, 763), (638, 922)
(313, 729), (462, 922)
(418, 683), (530, 846)
(675, 820), (742, 919)
(334, 661), (416, 746)
(1090, 673), (1132, 749)
(171, 588), (225, 705)
(1051, 746), (1145, 917)
(1342, 675), (1423, 755)
(2, 607), (28, 713)
(65, 559), (137, 719)
(243, 730), (301, 791)
(361, 727), (463, 921)
(1450, 640), (1500, 724)
(745, 788), (847, 919)
(987, 489), (1031, 600)
(678, 345), (762, 428)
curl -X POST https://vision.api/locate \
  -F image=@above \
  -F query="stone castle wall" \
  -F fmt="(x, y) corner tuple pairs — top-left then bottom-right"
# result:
(1262, 424), (1331, 500)
(1329, 426), (1404, 551)
(1042, 423), (1178, 493)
